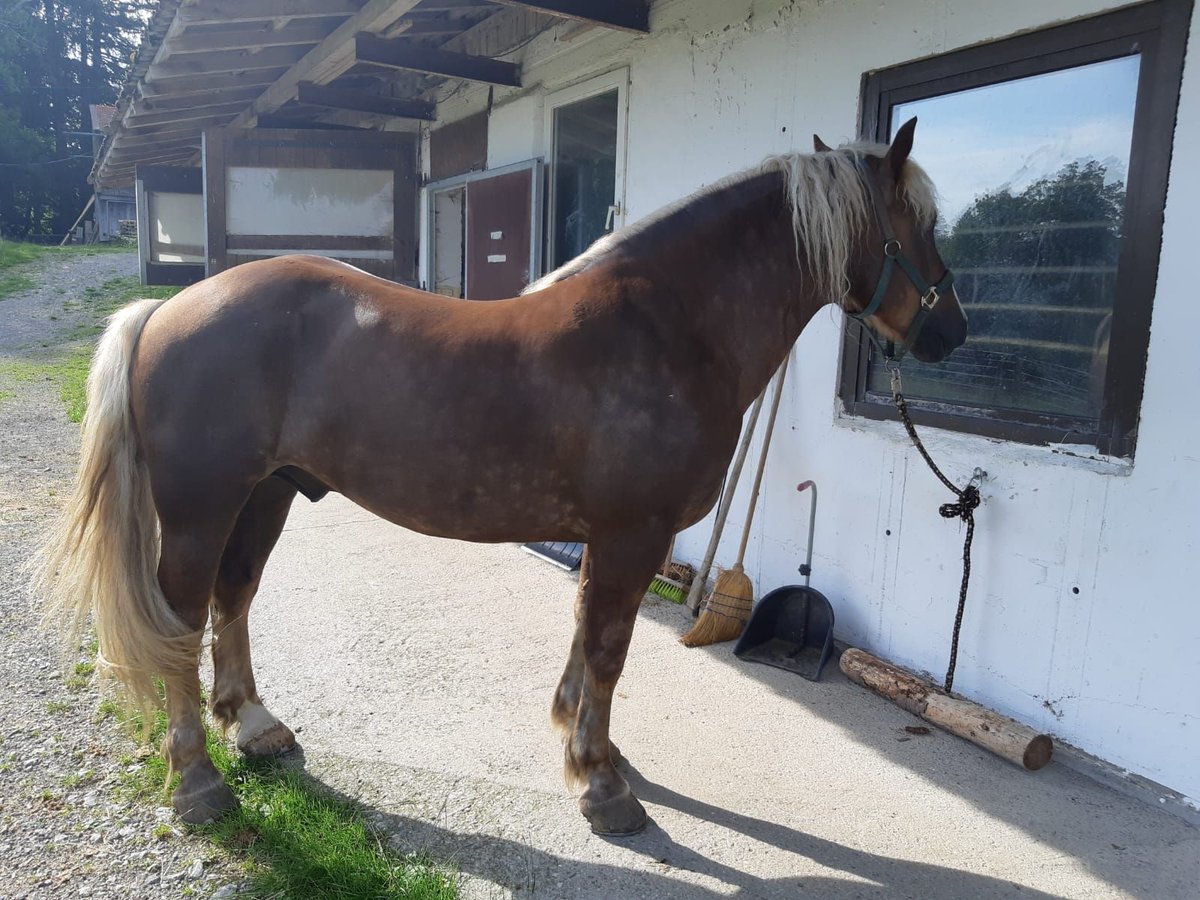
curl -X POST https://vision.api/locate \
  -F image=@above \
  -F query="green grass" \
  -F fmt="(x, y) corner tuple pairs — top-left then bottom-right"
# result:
(120, 707), (457, 899)
(0, 240), (46, 300)
(0, 270), (181, 421)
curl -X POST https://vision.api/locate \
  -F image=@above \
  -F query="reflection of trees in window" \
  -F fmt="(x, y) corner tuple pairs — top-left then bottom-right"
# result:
(897, 162), (1126, 419)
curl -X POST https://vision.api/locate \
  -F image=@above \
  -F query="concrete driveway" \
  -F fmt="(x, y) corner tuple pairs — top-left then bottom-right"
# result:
(244, 494), (1198, 899)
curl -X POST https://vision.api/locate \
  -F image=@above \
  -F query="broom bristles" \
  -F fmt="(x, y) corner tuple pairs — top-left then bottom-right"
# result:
(680, 566), (754, 647)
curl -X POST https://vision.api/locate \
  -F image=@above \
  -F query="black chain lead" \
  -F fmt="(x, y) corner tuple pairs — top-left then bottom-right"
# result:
(889, 367), (984, 694)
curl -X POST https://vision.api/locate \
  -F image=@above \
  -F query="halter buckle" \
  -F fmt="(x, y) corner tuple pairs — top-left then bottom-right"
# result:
(921, 285), (941, 310)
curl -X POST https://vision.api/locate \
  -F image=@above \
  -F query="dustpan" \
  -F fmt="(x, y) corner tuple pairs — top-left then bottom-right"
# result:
(733, 481), (835, 681)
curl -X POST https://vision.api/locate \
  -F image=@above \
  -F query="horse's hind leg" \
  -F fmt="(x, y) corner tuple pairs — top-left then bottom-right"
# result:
(209, 476), (298, 757)
(551, 548), (589, 732)
(157, 521), (240, 824)
(565, 525), (670, 836)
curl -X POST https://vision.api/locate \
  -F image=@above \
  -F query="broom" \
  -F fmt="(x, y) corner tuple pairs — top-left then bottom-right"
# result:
(683, 384), (770, 613)
(681, 354), (789, 647)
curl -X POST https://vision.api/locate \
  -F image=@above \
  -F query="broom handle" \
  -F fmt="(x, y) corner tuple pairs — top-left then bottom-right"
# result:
(684, 384), (769, 611)
(735, 354), (790, 566)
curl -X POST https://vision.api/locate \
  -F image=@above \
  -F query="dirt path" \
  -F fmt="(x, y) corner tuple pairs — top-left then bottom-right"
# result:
(0, 250), (140, 354)
(0, 251), (245, 899)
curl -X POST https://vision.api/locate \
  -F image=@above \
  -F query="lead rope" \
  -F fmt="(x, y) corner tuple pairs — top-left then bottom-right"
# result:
(889, 366), (985, 693)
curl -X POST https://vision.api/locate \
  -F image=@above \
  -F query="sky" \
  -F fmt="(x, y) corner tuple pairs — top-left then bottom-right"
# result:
(894, 54), (1141, 225)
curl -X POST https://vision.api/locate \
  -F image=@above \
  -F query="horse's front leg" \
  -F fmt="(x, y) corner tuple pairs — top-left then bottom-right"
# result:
(563, 525), (670, 835)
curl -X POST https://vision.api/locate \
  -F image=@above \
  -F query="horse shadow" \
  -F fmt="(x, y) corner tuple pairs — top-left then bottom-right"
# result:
(629, 597), (1199, 900)
(271, 745), (1060, 900)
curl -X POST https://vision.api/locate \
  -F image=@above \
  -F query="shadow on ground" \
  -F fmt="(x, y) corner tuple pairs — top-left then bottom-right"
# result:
(265, 746), (1060, 900)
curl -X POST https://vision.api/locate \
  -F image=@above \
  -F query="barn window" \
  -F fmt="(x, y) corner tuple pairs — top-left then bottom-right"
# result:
(840, 0), (1191, 458)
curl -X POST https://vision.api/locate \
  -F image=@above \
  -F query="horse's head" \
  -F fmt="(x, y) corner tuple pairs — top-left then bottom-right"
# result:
(816, 118), (968, 363)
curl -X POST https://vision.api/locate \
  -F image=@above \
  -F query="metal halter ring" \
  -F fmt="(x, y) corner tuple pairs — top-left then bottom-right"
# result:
(884, 239), (902, 258)
(921, 285), (941, 310)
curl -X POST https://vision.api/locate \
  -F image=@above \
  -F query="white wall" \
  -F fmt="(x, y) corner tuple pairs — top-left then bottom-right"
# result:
(431, 0), (1200, 803)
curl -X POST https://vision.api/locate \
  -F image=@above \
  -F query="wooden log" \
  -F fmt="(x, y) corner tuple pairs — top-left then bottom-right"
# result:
(840, 648), (1053, 771)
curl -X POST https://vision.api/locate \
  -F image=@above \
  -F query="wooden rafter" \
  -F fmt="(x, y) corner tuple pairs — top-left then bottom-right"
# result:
(136, 86), (267, 112)
(297, 82), (435, 120)
(228, 0), (427, 129)
(178, 0), (363, 26)
(412, 0), (496, 10)
(150, 44), (314, 78)
(126, 116), (242, 136)
(124, 103), (252, 129)
(489, 1), (649, 33)
(139, 70), (288, 97)
(355, 32), (521, 86)
(167, 22), (335, 54)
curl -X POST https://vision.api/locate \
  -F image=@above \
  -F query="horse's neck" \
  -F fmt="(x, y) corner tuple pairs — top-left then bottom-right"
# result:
(630, 171), (826, 410)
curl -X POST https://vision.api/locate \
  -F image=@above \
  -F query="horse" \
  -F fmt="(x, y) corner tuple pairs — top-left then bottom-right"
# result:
(33, 117), (966, 836)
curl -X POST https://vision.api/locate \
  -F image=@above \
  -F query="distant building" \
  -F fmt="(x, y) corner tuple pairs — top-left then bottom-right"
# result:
(87, 105), (135, 242)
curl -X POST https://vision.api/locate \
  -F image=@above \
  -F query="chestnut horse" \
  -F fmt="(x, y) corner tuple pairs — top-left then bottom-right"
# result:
(35, 119), (965, 835)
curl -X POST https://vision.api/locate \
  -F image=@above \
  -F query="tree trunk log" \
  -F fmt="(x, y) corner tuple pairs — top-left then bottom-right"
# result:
(840, 648), (1053, 771)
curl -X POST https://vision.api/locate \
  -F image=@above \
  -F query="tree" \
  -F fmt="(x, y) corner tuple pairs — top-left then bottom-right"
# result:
(910, 161), (1127, 418)
(0, 1), (157, 239)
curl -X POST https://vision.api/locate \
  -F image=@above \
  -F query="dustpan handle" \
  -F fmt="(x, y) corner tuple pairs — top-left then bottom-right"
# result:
(796, 481), (818, 588)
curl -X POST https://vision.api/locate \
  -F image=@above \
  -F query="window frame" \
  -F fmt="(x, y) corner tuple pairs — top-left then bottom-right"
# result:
(839, 0), (1192, 459)
(542, 68), (630, 274)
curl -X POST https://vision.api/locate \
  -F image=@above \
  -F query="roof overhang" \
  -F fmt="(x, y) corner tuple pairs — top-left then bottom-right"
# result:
(92, 0), (650, 189)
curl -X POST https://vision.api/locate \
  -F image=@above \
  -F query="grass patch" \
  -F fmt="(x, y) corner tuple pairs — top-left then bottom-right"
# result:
(0, 239), (136, 302)
(65, 660), (96, 691)
(0, 240), (47, 301)
(121, 709), (457, 899)
(0, 272), (182, 421)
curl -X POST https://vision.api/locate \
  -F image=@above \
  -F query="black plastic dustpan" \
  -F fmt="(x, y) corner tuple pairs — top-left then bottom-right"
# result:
(733, 481), (835, 681)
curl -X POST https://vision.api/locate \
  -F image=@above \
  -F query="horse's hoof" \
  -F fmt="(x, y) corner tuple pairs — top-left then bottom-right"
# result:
(238, 721), (297, 758)
(580, 788), (647, 836)
(173, 769), (238, 825)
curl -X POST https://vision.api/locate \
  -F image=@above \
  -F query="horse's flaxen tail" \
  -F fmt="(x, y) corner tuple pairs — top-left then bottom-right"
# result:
(30, 298), (200, 720)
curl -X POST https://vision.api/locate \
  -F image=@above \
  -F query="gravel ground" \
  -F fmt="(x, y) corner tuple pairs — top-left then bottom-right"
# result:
(0, 250), (245, 899)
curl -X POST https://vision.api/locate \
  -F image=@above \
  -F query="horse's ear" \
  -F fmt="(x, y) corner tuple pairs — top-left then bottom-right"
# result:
(813, 134), (834, 153)
(884, 116), (917, 181)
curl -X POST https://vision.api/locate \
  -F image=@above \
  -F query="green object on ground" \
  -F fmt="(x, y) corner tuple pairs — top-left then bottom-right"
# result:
(648, 575), (687, 603)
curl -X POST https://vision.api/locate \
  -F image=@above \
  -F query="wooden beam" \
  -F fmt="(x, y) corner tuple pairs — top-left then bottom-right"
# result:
(107, 152), (200, 175)
(140, 70), (287, 97)
(178, 0), (362, 26)
(255, 114), (371, 131)
(168, 22), (336, 53)
(118, 122), (228, 141)
(355, 33), (521, 86)
(489, 1), (648, 32)
(137, 86), (266, 112)
(414, 0), (497, 9)
(125, 103), (252, 130)
(109, 138), (203, 159)
(151, 44), (313, 78)
(228, 0), (425, 129)
(384, 18), (464, 38)
(127, 112), (244, 133)
(297, 82), (435, 120)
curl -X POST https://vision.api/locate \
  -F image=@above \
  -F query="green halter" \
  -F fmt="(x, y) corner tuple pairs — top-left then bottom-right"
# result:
(849, 158), (955, 362)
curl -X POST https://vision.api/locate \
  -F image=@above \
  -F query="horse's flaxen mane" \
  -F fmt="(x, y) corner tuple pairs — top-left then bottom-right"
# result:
(522, 143), (938, 306)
